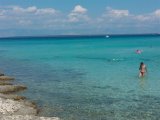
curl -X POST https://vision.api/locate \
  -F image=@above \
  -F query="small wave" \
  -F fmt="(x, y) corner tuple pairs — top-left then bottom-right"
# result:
(107, 58), (125, 62)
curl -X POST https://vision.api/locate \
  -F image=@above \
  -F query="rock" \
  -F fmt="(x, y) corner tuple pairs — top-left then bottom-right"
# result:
(0, 93), (26, 100)
(0, 115), (60, 120)
(0, 97), (37, 115)
(22, 100), (37, 109)
(0, 74), (60, 119)
(0, 97), (60, 119)
(0, 82), (12, 85)
(0, 76), (15, 81)
(0, 85), (27, 94)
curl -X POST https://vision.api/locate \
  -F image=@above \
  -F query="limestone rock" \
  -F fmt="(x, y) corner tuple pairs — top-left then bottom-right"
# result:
(0, 76), (15, 81)
(0, 85), (27, 94)
(0, 97), (37, 115)
(0, 74), (60, 120)
(0, 115), (60, 120)
(0, 93), (26, 100)
(0, 82), (12, 85)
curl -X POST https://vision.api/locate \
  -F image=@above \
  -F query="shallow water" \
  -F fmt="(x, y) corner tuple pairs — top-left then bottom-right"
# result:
(0, 35), (160, 120)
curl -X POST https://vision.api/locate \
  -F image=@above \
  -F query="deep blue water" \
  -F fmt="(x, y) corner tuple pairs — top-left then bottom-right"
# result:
(0, 35), (160, 120)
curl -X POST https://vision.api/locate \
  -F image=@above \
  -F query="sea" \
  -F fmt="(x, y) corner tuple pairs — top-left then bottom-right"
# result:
(0, 34), (160, 120)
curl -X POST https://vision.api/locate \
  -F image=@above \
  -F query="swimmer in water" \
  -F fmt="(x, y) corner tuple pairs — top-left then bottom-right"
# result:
(139, 62), (147, 77)
(136, 49), (142, 54)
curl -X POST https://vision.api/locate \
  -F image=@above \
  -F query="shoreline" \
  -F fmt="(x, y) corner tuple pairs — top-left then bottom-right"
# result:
(0, 74), (60, 120)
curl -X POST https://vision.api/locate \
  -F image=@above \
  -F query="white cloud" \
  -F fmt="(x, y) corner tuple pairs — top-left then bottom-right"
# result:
(134, 9), (160, 22)
(36, 8), (56, 15)
(0, 10), (5, 16)
(12, 6), (24, 13)
(72, 5), (87, 14)
(96, 7), (160, 34)
(26, 6), (37, 13)
(153, 9), (160, 17)
(68, 5), (89, 22)
(19, 20), (32, 25)
(0, 9), (7, 19)
(101, 7), (160, 23)
(12, 6), (37, 14)
(68, 12), (89, 22)
(0, 5), (160, 36)
(0, 5), (61, 30)
(105, 7), (129, 17)
(135, 15), (150, 21)
(99, 7), (131, 25)
(12, 6), (57, 15)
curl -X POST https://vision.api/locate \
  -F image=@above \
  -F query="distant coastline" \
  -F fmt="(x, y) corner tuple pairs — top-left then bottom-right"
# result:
(0, 33), (159, 40)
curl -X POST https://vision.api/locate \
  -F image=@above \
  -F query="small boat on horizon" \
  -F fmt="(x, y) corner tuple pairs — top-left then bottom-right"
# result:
(106, 35), (109, 38)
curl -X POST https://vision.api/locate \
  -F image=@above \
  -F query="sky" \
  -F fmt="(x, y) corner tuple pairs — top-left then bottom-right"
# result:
(0, 0), (160, 37)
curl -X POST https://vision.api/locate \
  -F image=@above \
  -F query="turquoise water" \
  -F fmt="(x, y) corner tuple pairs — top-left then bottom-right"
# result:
(0, 35), (160, 120)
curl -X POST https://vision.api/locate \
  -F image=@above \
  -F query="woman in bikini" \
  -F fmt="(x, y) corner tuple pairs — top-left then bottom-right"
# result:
(139, 62), (147, 77)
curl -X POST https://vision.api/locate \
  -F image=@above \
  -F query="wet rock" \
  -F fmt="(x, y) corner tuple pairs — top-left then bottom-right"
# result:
(0, 74), (60, 120)
(0, 85), (27, 94)
(0, 93), (26, 100)
(0, 76), (15, 81)
(0, 115), (60, 120)
(21, 100), (37, 110)
(0, 82), (12, 85)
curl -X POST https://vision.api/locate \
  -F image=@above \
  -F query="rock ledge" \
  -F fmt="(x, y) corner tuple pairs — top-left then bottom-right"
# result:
(0, 74), (60, 120)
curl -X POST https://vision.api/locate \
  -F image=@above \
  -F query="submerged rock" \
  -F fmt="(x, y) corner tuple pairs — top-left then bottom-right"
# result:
(0, 93), (26, 100)
(0, 115), (60, 120)
(0, 74), (60, 119)
(0, 82), (12, 85)
(0, 76), (15, 81)
(0, 85), (27, 94)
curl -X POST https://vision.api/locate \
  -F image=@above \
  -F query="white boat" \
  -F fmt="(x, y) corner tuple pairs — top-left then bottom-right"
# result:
(106, 35), (109, 38)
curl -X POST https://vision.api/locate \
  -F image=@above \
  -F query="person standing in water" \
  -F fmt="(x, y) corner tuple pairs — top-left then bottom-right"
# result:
(139, 62), (147, 77)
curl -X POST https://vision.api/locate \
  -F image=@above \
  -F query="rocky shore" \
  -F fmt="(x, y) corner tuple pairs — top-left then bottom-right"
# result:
(0, 75), (60, 120)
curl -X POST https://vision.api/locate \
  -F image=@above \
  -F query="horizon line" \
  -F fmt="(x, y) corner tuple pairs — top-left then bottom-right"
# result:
(0, 33), (160, 39)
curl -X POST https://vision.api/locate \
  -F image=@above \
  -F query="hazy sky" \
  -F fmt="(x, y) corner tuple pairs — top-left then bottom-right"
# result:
(0, 0), (160, 37)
